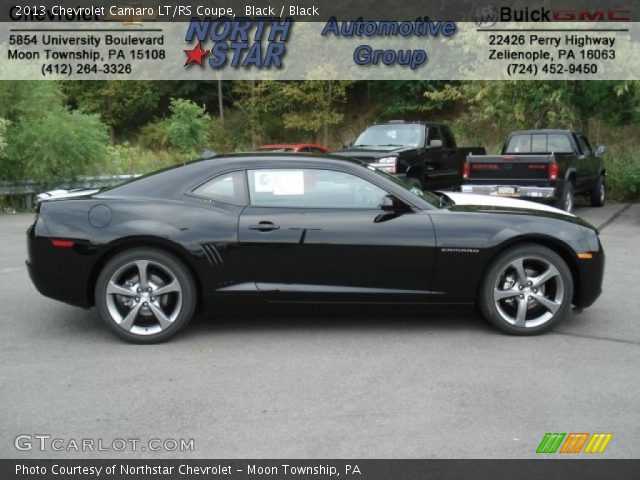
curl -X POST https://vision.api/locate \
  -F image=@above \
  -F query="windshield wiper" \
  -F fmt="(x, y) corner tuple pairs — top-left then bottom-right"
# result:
(377, 144), (404, 147)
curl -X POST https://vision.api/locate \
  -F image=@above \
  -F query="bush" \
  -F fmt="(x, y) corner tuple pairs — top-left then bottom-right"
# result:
(165, 98), (210, 157)
(606, 154), (640, 201)
(2, 109), (110, 183)
(109, 144), (178, 175)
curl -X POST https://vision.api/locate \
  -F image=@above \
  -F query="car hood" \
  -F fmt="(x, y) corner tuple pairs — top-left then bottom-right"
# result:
(444, 192), (574, 217)
(333, 146), (412, 159)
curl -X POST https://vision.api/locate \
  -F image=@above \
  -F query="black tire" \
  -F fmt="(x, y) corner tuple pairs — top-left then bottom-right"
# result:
(95, 247), (196, 343)
(406, 177), (423, 190)
(478, 244), (574, 336)
(590, 175), (606, 207)
(556, 182), (575, 213)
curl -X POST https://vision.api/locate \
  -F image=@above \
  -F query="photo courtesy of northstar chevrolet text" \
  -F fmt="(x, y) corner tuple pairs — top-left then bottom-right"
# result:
(0, 0), (639, 478)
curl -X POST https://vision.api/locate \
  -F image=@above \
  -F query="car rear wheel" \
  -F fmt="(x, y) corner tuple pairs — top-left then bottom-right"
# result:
(478, 244), (574, 335)
(95, 248), (196, 343)
(556, 182), (575, 213)
(590, 175), (606, 207)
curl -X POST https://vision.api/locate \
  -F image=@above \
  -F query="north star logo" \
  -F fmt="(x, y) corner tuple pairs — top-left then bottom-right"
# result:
(441, 248), (480, 254)
(184, 42), (209, 66)
(183, 17), (291, 69)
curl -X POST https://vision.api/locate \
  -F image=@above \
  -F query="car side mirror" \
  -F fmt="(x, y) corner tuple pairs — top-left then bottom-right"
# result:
(380, 195), (410, 213)
(595, 145), (606, 156)
(343, 140), (354, 148)
(427, 139), (442, 149)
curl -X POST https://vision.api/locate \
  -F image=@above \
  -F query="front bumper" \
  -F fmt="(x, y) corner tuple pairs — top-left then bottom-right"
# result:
(460, 184), (556, 200)
(574, 249), (605, 309)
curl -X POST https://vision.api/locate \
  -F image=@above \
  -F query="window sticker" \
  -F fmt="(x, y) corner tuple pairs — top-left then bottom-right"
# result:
(254, 171), (275, 192)
(273, 171), (305, 195)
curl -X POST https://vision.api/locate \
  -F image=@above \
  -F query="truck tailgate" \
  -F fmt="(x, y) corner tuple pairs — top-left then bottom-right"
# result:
(466, 154), (552, 181)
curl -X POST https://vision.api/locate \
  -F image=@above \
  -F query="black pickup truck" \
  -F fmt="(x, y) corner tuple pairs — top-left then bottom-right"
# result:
(333, 121), (485, 190)
(460, 130), (606, 212)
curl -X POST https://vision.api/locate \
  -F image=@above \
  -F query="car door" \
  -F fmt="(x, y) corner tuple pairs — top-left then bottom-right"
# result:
(440, 126), (460, 188)
(238, 167), (437, 303)
(575, 133), (599, 192)
(423, 126), (446, 189)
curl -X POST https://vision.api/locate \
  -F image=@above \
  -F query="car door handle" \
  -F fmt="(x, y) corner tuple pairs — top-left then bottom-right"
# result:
(249, 221), (280, 232)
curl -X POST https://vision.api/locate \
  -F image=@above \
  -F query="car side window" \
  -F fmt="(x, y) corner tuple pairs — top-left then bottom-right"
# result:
(427, 127), (442, 146)
(247, 169), (388, 209)
(441, 127), (455, 148)
(547, 134), (573, 153)
(577, 135), (592, 155)
(192, 171), (247, 205)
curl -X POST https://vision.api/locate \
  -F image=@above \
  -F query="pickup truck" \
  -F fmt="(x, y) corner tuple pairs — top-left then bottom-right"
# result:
(460, 129), (606, 212)
(333, 121), (485, 191)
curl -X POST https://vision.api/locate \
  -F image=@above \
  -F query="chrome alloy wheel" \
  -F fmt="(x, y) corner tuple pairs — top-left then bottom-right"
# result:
(105, 260), (182, 335)
(493, 256), (565, 328)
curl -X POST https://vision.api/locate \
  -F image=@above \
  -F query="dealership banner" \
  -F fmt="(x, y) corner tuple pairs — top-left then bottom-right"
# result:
(0, 0), (639, 79)
(3, 459), (640, 479)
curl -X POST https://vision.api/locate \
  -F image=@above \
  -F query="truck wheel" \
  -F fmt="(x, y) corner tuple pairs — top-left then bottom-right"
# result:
(406, 177), (423, 190)
(556, 183), (574, 213)
(590, 175), (606, 207)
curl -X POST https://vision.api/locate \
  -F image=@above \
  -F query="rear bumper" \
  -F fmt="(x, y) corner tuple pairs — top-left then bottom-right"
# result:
(460, 184), (556, 200)
(27, 226), (93, 308)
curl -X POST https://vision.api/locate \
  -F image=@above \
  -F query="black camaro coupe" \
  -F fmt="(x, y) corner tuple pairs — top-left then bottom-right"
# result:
(27, 154), (604, 343)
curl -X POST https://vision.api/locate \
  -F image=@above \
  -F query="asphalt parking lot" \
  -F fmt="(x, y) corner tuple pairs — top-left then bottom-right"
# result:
(1, 203), (639, 459)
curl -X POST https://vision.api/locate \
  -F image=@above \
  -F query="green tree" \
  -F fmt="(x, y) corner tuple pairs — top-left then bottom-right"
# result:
(279, 81), (354, 145)
(62, 81), (165, 142)
(0, 81), (111, 182)
(165, 98), (210, 157)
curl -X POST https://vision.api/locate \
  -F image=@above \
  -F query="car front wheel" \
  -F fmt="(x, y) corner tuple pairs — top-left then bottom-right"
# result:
(95, 247), (196, 343)
(478, 244), (574, 335)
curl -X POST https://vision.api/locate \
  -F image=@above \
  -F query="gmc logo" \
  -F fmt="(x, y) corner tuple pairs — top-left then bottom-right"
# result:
(553, 9), (631, 21)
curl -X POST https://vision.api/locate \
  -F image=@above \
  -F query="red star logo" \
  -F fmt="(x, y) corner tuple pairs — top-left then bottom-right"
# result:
(184, 42), (210, 66)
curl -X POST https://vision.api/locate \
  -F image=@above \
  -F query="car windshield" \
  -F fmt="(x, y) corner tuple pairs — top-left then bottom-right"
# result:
(370, 167), (442, 208)
(354, 124), (424, 148)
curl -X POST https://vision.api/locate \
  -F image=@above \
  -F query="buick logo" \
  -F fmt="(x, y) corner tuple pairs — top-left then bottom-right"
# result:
(473, 4), (498, 27)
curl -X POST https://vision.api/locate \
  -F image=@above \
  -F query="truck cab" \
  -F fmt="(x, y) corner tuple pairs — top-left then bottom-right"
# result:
(333, 121), (485, 191)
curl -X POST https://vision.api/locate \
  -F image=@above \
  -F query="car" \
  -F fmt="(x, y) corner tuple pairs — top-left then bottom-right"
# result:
(27, 154), (604, 343)
(460, 130), (606, 213)
(256, 143), (331, 154)
(333, 121), (485, 190)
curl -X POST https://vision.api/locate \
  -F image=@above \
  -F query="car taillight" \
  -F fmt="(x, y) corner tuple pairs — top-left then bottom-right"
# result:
(462, 162), (470, 180)
(548, 162), (559, 180)
(51, 240), (75, 248)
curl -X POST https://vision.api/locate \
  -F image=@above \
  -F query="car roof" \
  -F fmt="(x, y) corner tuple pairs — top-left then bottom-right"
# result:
(509, 129), (574, 135)
(202, 152), (363, 167)
(372, 121), (444, 127)
(257, 143), (329, 150)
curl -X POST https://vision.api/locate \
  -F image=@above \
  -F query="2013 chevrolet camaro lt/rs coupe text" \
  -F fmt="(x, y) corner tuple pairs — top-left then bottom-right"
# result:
(27, 154), (604, 343)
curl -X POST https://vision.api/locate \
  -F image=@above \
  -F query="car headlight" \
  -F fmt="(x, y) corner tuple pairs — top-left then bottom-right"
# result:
(373, 156), (398, 174)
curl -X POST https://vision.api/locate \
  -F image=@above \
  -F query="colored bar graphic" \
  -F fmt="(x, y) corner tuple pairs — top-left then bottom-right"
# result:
(560, 433), (589, 453)
(584, 433), (613, 453)
(537, 433), (566, 453)
(537, 433), (613, 454)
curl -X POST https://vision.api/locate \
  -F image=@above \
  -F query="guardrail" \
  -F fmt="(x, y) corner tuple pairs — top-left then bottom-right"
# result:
(0, 175), (139, 209)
